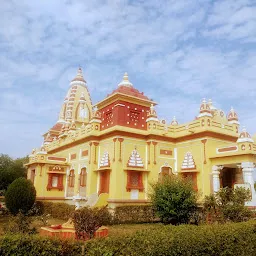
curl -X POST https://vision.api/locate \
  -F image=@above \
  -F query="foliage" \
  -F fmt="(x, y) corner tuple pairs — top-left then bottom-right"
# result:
(73, 206), (111, 240)
(84, 221), (256, 256)
(40, 201), (75, 220)
(0, 222), (256, 255)
(150, 175), (198, 224)
(3, 212), (36, 234)
(0, 154), (28, 192)
(112, 205), (158, 224)
(0, 234), (82, 256)
(204, 187), (252, 223)
(5, 177), (36, 215)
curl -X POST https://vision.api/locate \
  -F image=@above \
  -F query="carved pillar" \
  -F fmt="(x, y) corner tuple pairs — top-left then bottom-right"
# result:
(93, 142), (99, 164)
(152, 141), (157, 165)
(89, 142), (92, 164)
(118, 138), (124, 162)
(241, 162), (256, 202)
(113, 138), (117, 162)
(201, 139), (207, 164)
(212, 165), (223, 193)
(147, 141), (151, 165)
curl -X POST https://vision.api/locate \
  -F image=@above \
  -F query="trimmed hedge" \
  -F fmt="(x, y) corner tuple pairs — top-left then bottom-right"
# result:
(85, 221), (256, 256)
(0, 234), (82, 256)
(1, 221), (255, 255)
(112, 205), (158, 224)
(37, 201), (75, 220)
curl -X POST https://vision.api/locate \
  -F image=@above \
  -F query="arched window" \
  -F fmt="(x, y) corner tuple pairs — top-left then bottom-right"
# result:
(68, 169), (75, 187)
(80, 168), (87, 187)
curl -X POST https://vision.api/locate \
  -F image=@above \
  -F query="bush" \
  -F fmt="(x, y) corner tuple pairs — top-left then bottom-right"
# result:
(40, 201), (75, 220)
(204, 187), (252, 223)
(112, 205), (158, 224)
(3, 212), (36, 234)
(150, 176), (198, 224)
(73, 206), (111, 240)
(84, 221), (256, 256)
(5, 177), (36, 215)
(0, 234), (82, 256)
(1, 222), (256, 255)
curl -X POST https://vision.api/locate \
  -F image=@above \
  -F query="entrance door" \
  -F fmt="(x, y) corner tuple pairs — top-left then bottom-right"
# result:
(221, 168), (235, 188)
(99, 171), (110, 194)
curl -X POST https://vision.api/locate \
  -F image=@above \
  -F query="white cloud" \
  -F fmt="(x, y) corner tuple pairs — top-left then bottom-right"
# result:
(0, 0), (255, 157)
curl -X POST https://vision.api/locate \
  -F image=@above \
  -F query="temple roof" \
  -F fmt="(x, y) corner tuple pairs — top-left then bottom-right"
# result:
(109, 72), (150, 100)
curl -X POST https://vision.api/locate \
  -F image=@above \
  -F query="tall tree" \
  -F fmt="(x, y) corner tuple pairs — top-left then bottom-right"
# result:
(0, 154), (28, 193)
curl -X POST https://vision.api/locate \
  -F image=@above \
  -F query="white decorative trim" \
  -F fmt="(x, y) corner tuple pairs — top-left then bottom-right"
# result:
(114, 103), (125, 108)
(237, 137), (254, 143)
(228, 120), (240, 125)
(89, 119), (102, 123)
(146, 117), (159, 122)
(197, 113), (212, 118)
(70, 80), (86, 86)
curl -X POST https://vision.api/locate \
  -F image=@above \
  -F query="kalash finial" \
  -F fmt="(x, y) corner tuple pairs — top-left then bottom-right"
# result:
(71, 67), (86, 83)
(118, 72), (133, 87)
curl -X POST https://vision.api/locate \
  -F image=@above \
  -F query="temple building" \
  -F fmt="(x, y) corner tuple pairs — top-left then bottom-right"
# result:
(26, 67), (256, 208)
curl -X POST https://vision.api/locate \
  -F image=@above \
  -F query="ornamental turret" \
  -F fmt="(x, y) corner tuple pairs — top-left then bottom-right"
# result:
(237, 127), (254, 143)
(170, 116), (178, 126)
(197, 98), (212, 118)
(227, 107), (239, 124)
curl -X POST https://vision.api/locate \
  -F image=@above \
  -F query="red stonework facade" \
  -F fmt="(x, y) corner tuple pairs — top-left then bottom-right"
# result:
(100, 100), (150, 130)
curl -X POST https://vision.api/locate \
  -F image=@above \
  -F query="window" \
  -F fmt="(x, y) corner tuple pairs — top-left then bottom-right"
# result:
(68, 170), (75, 187)
(52, 176), (58, 187)
(126, 171), (144, 192)
(47, 173), (64, 191)
(158, 167), (172, 182)
(80, 168), (87, 187)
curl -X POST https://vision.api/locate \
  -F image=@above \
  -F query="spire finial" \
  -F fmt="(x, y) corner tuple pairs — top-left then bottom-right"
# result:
(71, 66), (86, 83)
(118, 72), (133, 87)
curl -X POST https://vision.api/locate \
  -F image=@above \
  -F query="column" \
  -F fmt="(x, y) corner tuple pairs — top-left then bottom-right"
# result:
(212, 165), (221, 193)
(241, 162), (256, 205)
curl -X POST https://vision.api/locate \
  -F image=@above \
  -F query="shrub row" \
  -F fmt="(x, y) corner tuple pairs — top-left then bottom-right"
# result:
(85, 221), (256, 256)
(1, 221), (255, 255)
(0, 234), (81, 256)
(34, 201), (75, 220)
(112, 205), (158, 224)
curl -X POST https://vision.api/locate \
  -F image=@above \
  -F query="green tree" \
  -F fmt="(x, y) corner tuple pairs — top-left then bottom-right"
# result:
(204, 187), (252, 223)
(150, 176), (198, 224)
(0, 154), (28, 193)
(5, 177), (36, 215)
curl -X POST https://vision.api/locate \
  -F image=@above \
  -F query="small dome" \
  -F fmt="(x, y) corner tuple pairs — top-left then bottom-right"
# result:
(237, 127), (254, 143)
(227, 107), (238, 122)
(170, 116), (178, 126)
(118, 72), (133, 87)
(199, 99), (211, 113)
(71, 67), (86, 83)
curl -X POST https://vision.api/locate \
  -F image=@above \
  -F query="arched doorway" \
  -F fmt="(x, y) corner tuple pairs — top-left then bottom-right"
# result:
(158, 166), (173, 182)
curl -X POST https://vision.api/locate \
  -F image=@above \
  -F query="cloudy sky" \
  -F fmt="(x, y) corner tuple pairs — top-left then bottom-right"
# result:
(0, 0), (255, 158)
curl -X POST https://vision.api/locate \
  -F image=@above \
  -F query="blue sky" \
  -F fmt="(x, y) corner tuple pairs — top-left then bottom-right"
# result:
(0, 0), (255, 158)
